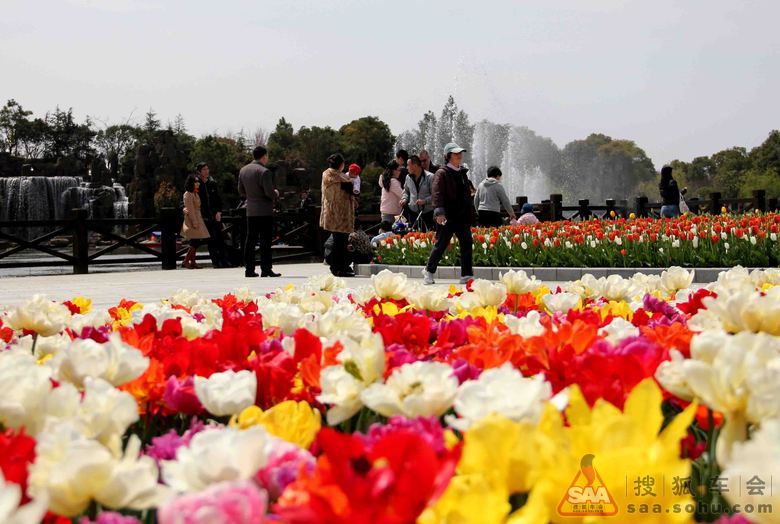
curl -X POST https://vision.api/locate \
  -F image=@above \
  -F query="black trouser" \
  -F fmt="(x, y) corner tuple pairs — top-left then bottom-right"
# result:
(478, 210), (504, 228)
(205, 220), (230, 266)
(245, 216), (273, 274)
(325, 231), (350, 273)
(425, 220), (473, 276)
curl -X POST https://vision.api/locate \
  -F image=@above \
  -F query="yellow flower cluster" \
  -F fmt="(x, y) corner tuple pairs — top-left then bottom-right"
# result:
(231, 400), (321, 449)
(420, 379), (697, 523)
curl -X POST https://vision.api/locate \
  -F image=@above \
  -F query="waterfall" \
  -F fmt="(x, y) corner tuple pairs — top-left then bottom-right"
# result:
(0, 176), (130, 240)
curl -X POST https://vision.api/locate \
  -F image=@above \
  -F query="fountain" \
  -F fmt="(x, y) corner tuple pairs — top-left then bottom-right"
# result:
(469, 121), (554, 203)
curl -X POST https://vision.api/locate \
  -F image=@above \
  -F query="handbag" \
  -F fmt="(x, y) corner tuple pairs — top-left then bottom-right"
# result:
(679, 192), (690, 214)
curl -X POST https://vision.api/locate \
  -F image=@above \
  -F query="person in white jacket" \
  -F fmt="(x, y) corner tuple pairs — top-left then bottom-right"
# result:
(474, 166), (516, 227)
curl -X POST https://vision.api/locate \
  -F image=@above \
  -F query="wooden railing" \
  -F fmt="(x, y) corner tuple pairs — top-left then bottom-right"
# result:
(0, 206), (323, 274)
(512, 189), (776, 221)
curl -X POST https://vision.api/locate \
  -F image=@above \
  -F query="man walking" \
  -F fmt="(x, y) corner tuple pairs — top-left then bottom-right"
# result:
(195, 162), (232, 268)
(400, 155), (434, 230)
(419, 149), (438, 174)
(422, 143), (474, 285)
(238, 146), (280, 278)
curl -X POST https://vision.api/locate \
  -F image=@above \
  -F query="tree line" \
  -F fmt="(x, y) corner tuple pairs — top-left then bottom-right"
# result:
(1, 97), (778, 217)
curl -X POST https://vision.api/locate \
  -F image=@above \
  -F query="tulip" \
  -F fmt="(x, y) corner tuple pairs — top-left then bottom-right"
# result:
(194, 369), (257, 417)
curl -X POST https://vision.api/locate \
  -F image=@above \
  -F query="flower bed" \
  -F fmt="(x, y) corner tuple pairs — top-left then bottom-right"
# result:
(375, 212), (780, 268)
(1, 267), (780, 522)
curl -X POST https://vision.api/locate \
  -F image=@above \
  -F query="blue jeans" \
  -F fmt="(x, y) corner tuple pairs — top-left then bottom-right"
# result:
(660, 205), (680, 218)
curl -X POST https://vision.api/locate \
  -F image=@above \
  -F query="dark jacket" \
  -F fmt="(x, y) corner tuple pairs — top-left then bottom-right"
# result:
(198, 176), (223, 222)
(238, 161), (276, 217)
(431, 164), (476, 224)
(659, 178), (680, 206)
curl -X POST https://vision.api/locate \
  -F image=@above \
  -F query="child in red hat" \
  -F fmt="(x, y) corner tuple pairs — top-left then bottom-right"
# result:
(348, 163), (361, 209)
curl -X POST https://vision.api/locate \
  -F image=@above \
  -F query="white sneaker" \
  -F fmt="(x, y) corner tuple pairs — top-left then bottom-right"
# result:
(422, 269), (435, 285)
(459, 275), (473, 284)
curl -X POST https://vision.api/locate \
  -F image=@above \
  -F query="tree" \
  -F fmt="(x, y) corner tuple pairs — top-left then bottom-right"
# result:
(435, 96), (459, 159)
(750, 130), (780, 174)
(711, 147), (751, 197)
(44, 107), (95, 161)
(0, 99), (33, 155)
(142, 109), (161, 142)
(418, 111), (438, 155)
(267, 117), (297, 162)
(296, 126), (340, 171)
(339, 116), (395, 167)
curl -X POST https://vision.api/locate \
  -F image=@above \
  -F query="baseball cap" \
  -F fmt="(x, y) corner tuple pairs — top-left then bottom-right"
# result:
(443, 142), (467, 155)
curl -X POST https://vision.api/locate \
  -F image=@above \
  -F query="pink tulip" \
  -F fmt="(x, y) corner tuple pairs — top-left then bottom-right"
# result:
(158, 481), (267, 524)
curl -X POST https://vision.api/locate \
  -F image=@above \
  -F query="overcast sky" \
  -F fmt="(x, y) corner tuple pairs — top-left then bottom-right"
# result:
(2, 0), (779, 167)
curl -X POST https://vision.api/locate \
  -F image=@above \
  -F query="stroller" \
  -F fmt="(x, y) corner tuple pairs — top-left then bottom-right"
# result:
(398, 207), (430, 233)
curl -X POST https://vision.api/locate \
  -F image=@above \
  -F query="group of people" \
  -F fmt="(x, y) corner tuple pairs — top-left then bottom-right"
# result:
(180, 142), (540, 282)
(181, 146), (281, 277)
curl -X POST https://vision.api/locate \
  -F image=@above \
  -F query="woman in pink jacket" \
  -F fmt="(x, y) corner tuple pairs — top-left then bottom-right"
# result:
(379, 160), (404, 223)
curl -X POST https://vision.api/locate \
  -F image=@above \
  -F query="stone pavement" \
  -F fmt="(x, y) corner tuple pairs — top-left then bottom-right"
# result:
(0, 262), (533, 309)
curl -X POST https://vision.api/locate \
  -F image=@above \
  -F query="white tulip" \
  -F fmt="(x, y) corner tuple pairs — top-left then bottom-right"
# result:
(721, 420), (780, 524)
(0, 471), (48, 524)
(194, 370), (257, 417)
(28, 422), (115, 517)
(502, 271), (536, 292)
(0, 349), (53, 431)
(95, 435), (172, 510)
(504, 311), (545, 339)
(407, 285), (451, 312)
(660, 266), (695, 294)
(371, 270), (409, 300)
(468, 280), (507, 307)
(58, 332), (149, 388)
(161, 426), (268, 493)
(5, 295), (71, 336)
(599, 317), (640, 345)
(360, 361), (458, 418)
(445, 365), (551, 432)
(541, 292), (581, 313)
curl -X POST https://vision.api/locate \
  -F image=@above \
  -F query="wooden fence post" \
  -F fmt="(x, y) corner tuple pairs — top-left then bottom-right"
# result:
(752, 189), (767, 212)
(578, 199), (591, 220)
(769, 197), (778, 212)
(72, 208), (89, 274)
(710, 192), (722, 214)
(160, 207), (178, 270)
(550, 194), (563, 221)
(605, 199), (616, 218)
(635, 196), (648, 217)
(539, 200), (552, 222)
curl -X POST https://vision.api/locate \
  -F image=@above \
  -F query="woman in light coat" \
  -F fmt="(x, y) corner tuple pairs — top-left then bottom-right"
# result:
(379, 160), (404, 224)
(320, 153), (355, 277)
(181, 175), (210, 269)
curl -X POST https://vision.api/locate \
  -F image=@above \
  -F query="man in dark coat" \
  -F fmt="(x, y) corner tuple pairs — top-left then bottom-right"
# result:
(422, 142), (474, 285)
(238, 146), (281, 278)
(195, 162), (232, 268)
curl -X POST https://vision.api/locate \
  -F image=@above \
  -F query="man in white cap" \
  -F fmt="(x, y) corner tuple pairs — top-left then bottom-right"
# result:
(422, 142), (474, 285)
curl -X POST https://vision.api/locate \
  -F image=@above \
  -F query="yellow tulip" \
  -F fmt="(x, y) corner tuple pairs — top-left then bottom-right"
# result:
(72, 296), (92, 314)
(598, 300), (633, 321)
(230, 400), (321, 449)
(424, 379), (697, 523)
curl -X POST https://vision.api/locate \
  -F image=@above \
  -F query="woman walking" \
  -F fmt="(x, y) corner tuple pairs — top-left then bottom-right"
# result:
(181, 174), (210, 269)
(320, 153), (356, 277)
(379, 160), (404, 224)
(659, 165), (681, 218)
(474, 166), (516, 227)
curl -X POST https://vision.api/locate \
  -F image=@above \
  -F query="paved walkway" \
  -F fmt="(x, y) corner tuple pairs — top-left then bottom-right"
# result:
(0, 263), (507, 308)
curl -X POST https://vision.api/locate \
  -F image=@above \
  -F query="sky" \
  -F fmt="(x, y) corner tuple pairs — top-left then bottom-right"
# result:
(2, 0), (779, 167)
